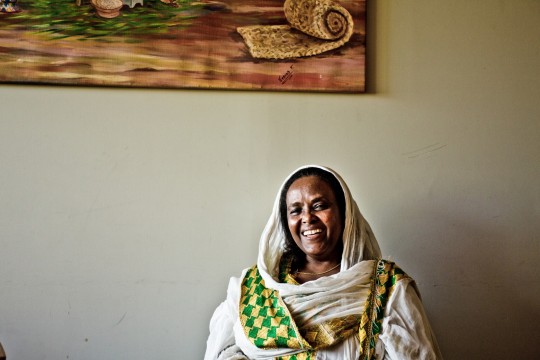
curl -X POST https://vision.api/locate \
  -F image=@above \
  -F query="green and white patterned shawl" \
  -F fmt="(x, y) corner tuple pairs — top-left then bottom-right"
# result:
(235, 165), (393, 359)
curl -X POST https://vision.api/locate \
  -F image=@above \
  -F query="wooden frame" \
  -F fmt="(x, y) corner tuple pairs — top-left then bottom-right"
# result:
(0, 0), (366, 92)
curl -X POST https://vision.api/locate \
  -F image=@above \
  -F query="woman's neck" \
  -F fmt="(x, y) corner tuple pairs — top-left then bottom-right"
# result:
(293, 257), (341, 283)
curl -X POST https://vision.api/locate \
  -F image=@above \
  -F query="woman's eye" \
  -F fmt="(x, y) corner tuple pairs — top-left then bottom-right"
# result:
(313, 202), (327, 210)
(289, 208), (300, 215)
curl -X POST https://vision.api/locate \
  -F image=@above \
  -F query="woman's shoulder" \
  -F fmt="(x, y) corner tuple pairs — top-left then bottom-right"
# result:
(373, 258), (415, 292)
(377, 258), (410, 277)
(354, 258), (411, 280)
(227, 266), (253, 285)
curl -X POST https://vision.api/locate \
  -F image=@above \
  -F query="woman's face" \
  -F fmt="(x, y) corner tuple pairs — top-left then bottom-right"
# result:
(285, 175), (344, 263)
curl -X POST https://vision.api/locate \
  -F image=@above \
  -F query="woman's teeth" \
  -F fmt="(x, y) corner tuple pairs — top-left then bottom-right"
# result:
(303, 229), (322, 236)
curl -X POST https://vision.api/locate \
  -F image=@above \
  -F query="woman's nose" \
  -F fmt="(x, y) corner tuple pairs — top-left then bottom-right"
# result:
(302, 211), (316, 223)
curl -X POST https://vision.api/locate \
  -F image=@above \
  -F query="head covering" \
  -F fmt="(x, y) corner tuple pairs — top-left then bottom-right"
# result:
(258, 165), (382, 280)
(207, 166), (439, 360)
(231, 165), (384, 360)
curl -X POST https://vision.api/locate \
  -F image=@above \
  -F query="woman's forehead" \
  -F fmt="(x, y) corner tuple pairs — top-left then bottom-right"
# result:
(286, 176), (336, 201)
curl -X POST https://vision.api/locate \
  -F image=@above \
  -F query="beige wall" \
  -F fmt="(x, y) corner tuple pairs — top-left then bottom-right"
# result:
(1, 1), (539, 359)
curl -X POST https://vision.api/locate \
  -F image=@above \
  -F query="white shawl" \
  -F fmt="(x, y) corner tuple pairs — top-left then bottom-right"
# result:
(205, 165), (442, 360)
(255, 165), (382, 329)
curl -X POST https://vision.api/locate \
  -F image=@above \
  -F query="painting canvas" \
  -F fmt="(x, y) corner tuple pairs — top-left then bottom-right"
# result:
(0, 0), (366, 92)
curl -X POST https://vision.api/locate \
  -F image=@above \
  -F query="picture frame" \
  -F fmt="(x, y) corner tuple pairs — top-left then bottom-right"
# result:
(0, 0), (366, 92)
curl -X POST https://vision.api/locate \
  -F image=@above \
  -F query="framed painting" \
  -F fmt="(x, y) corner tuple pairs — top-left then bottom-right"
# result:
(0, 0), (366, 92)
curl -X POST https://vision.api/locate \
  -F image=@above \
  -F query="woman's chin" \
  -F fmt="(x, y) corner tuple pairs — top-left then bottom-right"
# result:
(302, 247), (332, 260)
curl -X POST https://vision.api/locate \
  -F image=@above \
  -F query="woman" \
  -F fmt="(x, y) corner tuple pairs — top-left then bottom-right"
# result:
(205, 165), (442, 359)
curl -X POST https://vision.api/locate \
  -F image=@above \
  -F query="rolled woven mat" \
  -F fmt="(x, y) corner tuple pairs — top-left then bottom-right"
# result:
(237, 0), (354, 59)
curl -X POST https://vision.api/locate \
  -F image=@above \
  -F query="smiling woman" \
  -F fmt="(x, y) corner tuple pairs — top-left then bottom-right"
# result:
(282, 171), (345, 283)
(205, 165), (442, 359)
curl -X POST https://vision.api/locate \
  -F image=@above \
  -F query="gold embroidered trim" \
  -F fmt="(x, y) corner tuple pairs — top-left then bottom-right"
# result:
(239, 266), (309, 350)
(358, 259), (410, 360)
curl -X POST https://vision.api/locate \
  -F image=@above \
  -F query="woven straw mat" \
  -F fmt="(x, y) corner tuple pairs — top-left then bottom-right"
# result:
(237, 0), (354, 59)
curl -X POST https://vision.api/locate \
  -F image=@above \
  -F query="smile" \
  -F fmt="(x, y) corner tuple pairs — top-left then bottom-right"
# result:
(302, 229), (323, 236)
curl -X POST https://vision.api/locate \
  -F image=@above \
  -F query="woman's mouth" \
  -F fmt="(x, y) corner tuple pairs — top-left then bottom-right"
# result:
(302, 229), (323, 236)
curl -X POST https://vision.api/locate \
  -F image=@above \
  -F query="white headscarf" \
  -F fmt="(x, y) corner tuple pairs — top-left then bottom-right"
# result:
(234, 166), (383, 358)
(257, 164), (382, 279)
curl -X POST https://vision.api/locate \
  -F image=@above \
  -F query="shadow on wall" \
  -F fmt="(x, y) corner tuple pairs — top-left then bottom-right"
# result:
(365, 0), (378, 94)
(409, 209), (540, 359)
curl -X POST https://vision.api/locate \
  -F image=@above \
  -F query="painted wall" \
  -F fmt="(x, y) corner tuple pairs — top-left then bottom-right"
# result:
(1, 1), (539, 359)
